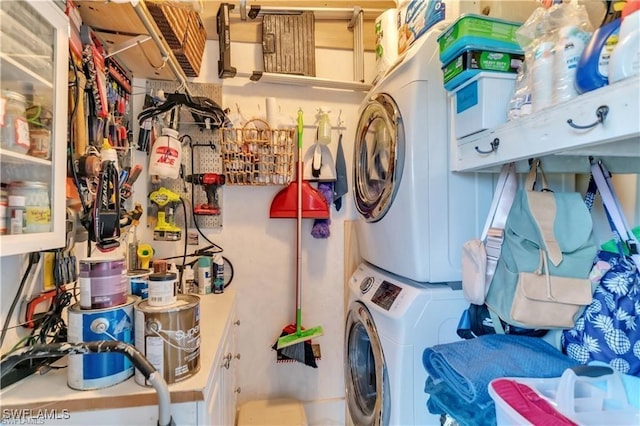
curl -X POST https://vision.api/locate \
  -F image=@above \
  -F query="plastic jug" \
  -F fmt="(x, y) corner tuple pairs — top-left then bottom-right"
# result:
(148, 127), (182, 179)
(316, 107), (331, 145)
(575, 1), (623, 93)
(609, 3), (640, 84)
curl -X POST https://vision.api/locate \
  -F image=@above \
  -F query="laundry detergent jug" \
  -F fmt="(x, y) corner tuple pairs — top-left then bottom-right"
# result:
(575, 1), (623, 93)
(149, 128), (182, 179)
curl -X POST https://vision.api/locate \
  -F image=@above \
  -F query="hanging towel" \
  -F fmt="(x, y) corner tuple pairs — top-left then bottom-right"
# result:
(333, 134), (348, 211)
(422, 335), (578, 409)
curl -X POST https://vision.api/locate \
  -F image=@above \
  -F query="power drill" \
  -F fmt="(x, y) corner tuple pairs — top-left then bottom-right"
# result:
(149, 187), (182, 241)
(186, 173), (225, 215)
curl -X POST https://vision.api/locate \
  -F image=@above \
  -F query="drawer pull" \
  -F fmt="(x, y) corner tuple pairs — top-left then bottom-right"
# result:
(567, 105), (609, 130)
(475, 138), (500, 154)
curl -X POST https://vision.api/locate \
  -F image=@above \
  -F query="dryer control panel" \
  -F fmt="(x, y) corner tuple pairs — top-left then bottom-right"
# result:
(371, 281), (402, 311)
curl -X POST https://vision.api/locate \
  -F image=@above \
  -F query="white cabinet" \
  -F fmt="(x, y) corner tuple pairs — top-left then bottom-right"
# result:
(452, 75), (640, 173)
(0, 0), (68, 255)
(203, 305), (239, 425)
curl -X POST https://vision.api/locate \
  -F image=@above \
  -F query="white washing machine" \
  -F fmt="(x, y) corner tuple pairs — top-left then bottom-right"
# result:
(353, 23), (494, 283)
(345, 262), (468, 426)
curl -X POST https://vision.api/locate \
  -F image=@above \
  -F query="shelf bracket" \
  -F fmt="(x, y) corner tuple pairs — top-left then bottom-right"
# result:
(104, 35), (151, 59)
(349, 7), (364, 83)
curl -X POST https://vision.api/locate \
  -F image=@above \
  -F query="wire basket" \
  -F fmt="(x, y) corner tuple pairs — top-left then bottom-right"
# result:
(221, 119), (295, 185)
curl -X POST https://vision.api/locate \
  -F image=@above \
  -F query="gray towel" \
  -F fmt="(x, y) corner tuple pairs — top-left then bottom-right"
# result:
(333, 134), (348, 211)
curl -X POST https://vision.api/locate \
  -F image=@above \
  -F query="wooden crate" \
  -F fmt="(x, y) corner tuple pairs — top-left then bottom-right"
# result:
(146, 1), (206, 77)
(262, 12), (315, 77)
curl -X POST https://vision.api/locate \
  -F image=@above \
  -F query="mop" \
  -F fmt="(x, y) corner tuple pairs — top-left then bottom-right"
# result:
(270, 109), (326, 367)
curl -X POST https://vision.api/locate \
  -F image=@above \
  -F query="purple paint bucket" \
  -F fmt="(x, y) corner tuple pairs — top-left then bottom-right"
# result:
(79, 257), (127, 309)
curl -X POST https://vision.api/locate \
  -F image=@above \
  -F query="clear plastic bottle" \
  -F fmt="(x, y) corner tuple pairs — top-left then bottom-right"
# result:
(317, 107), (331, 145)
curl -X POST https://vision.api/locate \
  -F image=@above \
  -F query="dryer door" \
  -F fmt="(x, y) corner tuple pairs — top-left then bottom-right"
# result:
(345, 301), (390, 426)
(353, 93), (404, 222)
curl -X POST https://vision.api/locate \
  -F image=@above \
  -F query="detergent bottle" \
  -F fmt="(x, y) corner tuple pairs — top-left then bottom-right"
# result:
(609, 0), (640, 83)
(575, 0), (625, 93)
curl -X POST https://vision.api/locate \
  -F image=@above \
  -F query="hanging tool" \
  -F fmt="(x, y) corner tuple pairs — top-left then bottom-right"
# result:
(79, 160), (120, 252)
(185, 173), (226, 215)
(120, 164), (143, 200)
(271, 110), (324, 368)
(149, 187), (182, 241)
(137, 92), (229, 129)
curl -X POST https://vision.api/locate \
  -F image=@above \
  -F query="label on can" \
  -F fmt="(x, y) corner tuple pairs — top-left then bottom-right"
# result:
(148, 273), (177, 307)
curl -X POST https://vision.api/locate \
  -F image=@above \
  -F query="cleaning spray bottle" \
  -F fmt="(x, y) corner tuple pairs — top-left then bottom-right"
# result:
(212, 253), (224, 294)
(575, 0), (625, 93)
(317, 107), (331, 145)
(148, 127), (182, 179)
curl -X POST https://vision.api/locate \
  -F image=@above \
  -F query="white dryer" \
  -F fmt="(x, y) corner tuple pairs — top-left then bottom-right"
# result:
(353, 24), (493, 283)
(345, 262), (468, 426)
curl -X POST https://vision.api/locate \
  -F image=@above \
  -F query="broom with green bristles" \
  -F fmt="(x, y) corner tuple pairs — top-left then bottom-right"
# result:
(271, 110), (324, 367)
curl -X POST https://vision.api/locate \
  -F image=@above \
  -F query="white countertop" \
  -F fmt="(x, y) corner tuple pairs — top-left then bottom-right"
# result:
(0, 289), (236, 412)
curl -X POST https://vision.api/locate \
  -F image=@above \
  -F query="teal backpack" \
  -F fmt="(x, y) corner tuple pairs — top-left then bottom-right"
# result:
(485, 160), (598, 331)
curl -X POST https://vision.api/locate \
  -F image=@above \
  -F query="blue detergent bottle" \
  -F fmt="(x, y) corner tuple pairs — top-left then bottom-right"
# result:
(575, 0), (624, 93)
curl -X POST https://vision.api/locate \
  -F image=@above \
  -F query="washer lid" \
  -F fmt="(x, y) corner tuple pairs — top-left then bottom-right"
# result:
(345, 302), (390, 426)
(353, 93), (404, 222)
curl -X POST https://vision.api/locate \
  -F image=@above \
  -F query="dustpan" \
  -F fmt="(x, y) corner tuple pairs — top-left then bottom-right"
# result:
(270, 111), (330, 219)
(303, 143), (337, 181)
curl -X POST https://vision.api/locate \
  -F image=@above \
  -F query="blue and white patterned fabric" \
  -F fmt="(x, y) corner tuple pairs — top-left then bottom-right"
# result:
(562, 245), (640, 375)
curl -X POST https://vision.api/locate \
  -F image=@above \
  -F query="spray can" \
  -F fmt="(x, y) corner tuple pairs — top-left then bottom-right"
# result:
(197, 256), (212, 294)
(213, 254), (224, 294)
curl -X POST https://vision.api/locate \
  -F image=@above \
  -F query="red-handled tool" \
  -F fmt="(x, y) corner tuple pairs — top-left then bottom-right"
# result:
(23, 288), (65, 329)
(121, 164), (143, 200)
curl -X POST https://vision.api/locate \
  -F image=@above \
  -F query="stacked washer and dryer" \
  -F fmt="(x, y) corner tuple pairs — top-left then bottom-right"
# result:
(344, 21), (495, 426)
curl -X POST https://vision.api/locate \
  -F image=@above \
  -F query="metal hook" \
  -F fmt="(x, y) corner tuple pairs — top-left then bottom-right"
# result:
(567, 105), (609, 130)
(475, 138), (500, 154)
(337, 109), (343, 135)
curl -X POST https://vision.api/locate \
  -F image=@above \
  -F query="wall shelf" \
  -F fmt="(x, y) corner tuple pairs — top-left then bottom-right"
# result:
(452, 75), (640, 173)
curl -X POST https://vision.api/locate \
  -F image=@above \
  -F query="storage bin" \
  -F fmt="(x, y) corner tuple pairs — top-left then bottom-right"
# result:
(452, 72), (516, 139)
(438, 14), (522, 65)
(442, 48), (524, 91)
(488, 366), (640, 425)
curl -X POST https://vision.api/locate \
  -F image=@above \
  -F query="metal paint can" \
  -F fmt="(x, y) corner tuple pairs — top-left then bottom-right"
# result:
(79, 257), (127, 309)
(147, 272), (177, 306)
(67, 297), (136, 390)
(128, 269), (150, 300)
(134, 295), (200, 386)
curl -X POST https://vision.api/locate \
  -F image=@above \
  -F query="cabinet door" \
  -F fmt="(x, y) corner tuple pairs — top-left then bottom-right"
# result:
(0, 0), (68, 256)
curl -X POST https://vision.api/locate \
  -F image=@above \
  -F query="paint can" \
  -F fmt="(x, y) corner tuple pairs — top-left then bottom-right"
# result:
(79, 257), (127, 309)
(147, 272), (177, 306)
(134, 295), (200, 386)
(128, 269), (150, 300)
(67, 297), (135, 390)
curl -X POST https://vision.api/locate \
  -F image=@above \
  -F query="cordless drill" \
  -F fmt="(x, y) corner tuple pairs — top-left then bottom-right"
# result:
(186, 173), (225, 215)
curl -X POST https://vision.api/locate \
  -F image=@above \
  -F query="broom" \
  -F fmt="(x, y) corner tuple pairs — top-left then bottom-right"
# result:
(272, 109), (324, 367)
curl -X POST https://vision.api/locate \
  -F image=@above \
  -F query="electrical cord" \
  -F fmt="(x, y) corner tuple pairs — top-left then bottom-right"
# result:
(0, 253), (40, 353)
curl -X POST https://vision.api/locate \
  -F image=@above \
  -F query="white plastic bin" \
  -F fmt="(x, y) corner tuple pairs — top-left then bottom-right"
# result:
(451, 71), (516, 139)
(489, 366), (640, 425)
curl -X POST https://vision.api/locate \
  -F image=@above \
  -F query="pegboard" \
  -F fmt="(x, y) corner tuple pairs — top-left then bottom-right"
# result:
(145, 79), (224, 231)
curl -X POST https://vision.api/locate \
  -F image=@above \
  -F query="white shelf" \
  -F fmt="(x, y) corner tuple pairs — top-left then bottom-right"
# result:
(235, 71), (372, 92)
(0, 148), (52, 166)
(452, 75), (640, 173)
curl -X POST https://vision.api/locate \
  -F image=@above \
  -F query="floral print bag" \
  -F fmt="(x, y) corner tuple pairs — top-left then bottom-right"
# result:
(562, 162), (640, 375)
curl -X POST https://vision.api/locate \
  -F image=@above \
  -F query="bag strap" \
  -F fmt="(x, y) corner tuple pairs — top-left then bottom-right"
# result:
(526, 160), (563, 266)
(483, 163), (518, 289)
(481, 162), (518, 240)
(591, 161), (640, 270)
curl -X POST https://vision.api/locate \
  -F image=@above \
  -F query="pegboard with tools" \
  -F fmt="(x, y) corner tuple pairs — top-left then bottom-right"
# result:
(145, 79), (224, 231)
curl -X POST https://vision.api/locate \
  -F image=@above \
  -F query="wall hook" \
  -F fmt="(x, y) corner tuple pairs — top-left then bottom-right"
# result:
(475, 138), (500, 154)
(567, 105), (609, 130)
